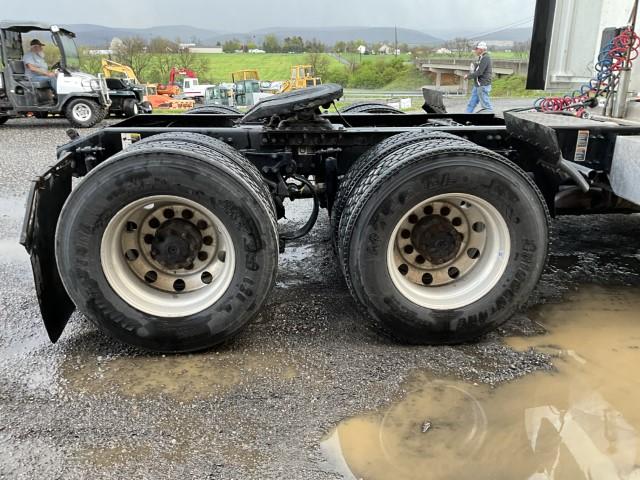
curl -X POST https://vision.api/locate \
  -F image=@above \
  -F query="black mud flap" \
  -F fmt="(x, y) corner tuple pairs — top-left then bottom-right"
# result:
(422, 87), (447, 114)
(20, 164), (75, 342)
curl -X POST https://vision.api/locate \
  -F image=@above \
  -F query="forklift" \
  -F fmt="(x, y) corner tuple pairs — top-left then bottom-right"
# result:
(0, 21), (111, 127)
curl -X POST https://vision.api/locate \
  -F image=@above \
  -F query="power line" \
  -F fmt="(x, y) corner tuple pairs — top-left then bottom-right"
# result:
(468, 16), (534, 40)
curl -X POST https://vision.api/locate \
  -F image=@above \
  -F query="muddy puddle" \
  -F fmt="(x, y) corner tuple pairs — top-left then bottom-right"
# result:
(61, 351), (298, 401)
(323, 286), (640, 480)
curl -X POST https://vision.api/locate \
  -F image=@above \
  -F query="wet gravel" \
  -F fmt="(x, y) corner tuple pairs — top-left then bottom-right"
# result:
(1, 114), (639, 479)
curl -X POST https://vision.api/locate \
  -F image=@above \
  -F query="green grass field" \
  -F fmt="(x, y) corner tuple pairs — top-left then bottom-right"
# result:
(133, 52), (539, 97)
(336, 52), (413, 64)
(194, 53), (343, 83)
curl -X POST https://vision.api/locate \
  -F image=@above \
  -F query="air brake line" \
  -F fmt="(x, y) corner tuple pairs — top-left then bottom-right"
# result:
(534, 26), (640, 116)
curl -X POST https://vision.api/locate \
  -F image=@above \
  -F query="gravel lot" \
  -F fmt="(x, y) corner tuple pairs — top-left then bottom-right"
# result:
(1, 110), (639, 479)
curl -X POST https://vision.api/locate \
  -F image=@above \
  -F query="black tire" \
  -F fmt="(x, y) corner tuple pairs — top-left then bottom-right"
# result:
(338, 141), (550, 344)
(339, 102), (405, 114)
(332, 131), (470, 246)
(122, 98), (140, 118)
(0, 116), (8, 125)
(55, 140), (279, 352)
(139, 101), (153, 114)
(64, 98), (106, 128)
(184, 105), (242, 115)
(126, 132), (275, 213)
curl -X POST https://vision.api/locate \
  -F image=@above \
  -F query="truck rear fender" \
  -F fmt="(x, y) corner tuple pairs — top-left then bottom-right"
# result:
(20, 153), (75, 342)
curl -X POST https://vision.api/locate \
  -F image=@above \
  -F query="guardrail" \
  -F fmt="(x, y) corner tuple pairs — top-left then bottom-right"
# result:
(414, 57), (529, 93)
(417, 58), (529, 76)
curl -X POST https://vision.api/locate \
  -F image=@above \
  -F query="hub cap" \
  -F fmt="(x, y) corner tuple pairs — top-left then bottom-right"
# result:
(101, 195), (235, 317)
(72, 103), (92, 122)
(387, 193), (511, 310)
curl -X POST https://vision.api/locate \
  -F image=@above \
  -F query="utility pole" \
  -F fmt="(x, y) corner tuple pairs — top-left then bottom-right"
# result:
(394, 25), (398, 57)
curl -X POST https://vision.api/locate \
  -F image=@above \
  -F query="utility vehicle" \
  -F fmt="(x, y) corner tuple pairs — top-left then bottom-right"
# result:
(0, 21), (111, 127)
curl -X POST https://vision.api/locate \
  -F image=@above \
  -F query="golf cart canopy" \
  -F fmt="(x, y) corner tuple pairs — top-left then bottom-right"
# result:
(0, 21), (75, 36)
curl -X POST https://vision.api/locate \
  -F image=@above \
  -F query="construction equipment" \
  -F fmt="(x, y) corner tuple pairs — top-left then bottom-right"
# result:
(145, 84), (194, 110)
(101, 58), (141, 83)
(100, 59), (151, 116)
(102, 60), (193, 111)
(19, 0), (640, 353)
(277, 65), (323, 93)
(156, 67), (192, 96)
(225, 70), (271, 106)
(0, 21), (111, 127)
(231, 70), (259, 82)
(158, 67), (215, 102)
(203, 84), (234, 106)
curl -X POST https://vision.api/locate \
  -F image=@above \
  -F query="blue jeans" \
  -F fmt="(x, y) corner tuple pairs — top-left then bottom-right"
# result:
(29, 75), (56, 91)
(466, 84), (493, 113)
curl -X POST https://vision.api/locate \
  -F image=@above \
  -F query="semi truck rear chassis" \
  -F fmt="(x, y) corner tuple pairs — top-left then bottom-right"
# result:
(20, 84), (640, 352)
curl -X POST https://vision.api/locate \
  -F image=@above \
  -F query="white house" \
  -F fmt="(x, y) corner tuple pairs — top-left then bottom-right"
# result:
(379, 44), (393, 55)
(357, 45), (367, 55)
(188, 47), (223, 54)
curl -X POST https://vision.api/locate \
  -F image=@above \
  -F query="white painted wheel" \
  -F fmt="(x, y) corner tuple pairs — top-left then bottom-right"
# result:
(100, 195), (235, 317)
(387, 193), (511, 310)
(72, 102), (93, 122)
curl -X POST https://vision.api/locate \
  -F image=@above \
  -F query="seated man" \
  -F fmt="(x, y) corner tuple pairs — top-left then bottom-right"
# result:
(22, 39), (57, 90)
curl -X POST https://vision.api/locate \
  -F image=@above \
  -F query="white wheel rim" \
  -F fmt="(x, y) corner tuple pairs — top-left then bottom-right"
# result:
(133, 103), (139, 115)
(387, 193), (510, 310)
(101, 195), (236, 317)
(72, 103), (92, 122)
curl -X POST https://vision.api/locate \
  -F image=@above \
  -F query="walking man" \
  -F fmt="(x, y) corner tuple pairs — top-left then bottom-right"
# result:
(464, 41), (493, 113)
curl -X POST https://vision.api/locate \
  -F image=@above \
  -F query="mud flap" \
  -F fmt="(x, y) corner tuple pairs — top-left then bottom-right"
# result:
(20, 168), (75, 342)
(422, 88), (447, 114)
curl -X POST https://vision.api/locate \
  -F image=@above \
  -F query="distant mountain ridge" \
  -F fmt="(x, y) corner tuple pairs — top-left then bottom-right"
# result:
(63, 24), (442, 47)
(61, 24), (532, 48)
(67, 24), (226, 46)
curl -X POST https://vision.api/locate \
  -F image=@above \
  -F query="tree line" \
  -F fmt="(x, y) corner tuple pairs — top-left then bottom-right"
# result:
(69, 34), (529, 89)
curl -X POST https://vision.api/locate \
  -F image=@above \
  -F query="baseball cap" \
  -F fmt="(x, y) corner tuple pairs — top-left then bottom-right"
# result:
(30, 39), (45, 47)
(475, 41), (488, 50)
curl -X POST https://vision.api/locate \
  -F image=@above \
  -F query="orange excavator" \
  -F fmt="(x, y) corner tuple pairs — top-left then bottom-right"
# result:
(157, 67), (197, 96)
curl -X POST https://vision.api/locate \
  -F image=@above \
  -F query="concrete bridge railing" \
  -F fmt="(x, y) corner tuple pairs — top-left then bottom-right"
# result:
(416, 57), (529, 92)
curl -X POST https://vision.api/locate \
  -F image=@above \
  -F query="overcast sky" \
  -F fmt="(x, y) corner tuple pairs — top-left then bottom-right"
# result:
(2, 0), (536, 35)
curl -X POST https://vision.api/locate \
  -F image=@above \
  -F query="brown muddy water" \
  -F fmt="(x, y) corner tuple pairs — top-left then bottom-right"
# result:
(322, 286), (640, 480)
(62, 351), (299, 401)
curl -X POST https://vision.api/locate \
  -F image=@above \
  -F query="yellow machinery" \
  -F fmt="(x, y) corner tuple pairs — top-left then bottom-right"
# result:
(101, 59), (140, 83)
(231, 69), (260, 82)
(278, 65), (322, 93)
(101, 59), (194, 110)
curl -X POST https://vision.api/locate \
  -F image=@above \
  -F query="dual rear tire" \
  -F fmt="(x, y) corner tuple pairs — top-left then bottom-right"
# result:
(56, 131), (550, 350)
(335, 134), (550, 343)
(55, 134), (278, 352)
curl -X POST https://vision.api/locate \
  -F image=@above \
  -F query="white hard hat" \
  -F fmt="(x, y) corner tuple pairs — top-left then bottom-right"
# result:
(475, 41), (488, 50)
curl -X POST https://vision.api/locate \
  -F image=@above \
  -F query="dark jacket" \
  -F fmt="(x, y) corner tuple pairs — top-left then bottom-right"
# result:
(468, 53), (492, 86)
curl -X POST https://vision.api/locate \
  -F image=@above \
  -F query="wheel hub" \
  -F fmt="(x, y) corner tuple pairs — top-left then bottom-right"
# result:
(151, 219), (202, 270)
(387, 194), (511, 310)
(411, 215), (462, 265)
(100, 195), (236, 317)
